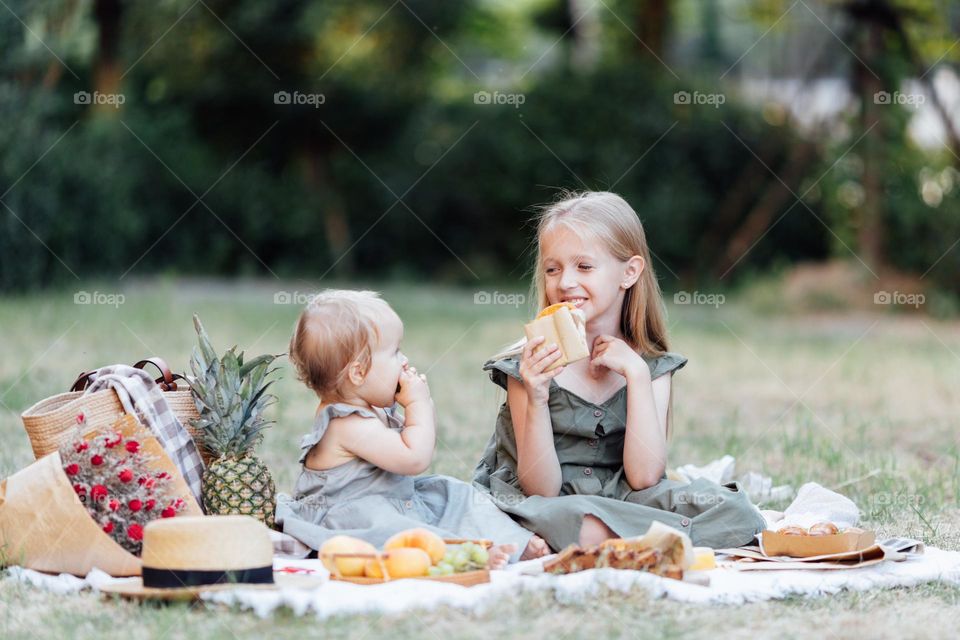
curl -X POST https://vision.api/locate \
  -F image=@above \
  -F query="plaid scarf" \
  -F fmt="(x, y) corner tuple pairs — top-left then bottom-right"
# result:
(86, 365), (204, 505)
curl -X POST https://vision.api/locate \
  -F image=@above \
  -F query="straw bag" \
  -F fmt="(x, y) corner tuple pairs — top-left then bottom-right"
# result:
(0, 415), (204, 576)
(20, 358), (202, 461)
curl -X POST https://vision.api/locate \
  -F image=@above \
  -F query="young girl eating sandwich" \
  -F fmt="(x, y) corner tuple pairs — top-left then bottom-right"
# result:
(474, 191), (766, 552)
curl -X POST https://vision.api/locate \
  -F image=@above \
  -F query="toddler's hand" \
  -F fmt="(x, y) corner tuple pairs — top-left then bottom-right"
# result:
(519, 336), (564, 406)
(396, 365), (431, 407)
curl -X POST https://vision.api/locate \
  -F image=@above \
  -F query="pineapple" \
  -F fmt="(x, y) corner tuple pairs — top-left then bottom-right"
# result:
(188, 314), (280, 528)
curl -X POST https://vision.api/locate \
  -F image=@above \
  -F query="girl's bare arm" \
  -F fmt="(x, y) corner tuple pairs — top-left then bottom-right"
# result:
(622, 371), (672, 490)
(508, 377), (562, 496)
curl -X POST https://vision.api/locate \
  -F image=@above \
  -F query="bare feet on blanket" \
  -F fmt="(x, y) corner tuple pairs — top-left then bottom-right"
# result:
(488, 535), (550, 568)
(520, 534), (550, 560)
(488, 543), (517, 569)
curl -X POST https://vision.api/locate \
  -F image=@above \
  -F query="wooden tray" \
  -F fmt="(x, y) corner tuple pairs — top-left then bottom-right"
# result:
(330, 569), (490, 587)
(323, 538), (492, 586)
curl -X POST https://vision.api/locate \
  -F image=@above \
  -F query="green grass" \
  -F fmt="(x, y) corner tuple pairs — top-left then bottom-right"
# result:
(2, 278), (959, 639)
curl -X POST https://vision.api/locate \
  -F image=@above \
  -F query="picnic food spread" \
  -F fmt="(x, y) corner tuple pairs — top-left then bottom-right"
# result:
(690, 547), (717, 571)
(543, 522), (696, 580)
(319, 535), (379, 576)
(544, 535), (687, 580)
(761, 521), (876, 558)
(384, 527), (447, 563)
(523, 302), (590, 371)
(778, 522), (850, 536)
(320, 528), (492, 583)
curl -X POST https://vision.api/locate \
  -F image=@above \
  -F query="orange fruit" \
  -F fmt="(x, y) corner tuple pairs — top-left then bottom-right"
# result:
(364, 555), (388, 578)
(382, 547), (431, 578)
(384, 528), (446, 564)
(319, 535), (376, 577)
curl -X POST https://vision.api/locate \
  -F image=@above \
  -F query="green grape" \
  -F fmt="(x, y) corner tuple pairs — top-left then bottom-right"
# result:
(450, 548), (469, 569)
(470, 547), (489, 566)
(435, 562), (454, 575)
(442, 544), (489, 572)
(428, 566), (443, 576)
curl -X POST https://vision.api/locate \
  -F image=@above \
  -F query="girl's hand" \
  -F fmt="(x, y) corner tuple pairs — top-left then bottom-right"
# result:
(590, 335), (648, 381)
(396, 365), (431, 407)
(519, 336), (564, 406)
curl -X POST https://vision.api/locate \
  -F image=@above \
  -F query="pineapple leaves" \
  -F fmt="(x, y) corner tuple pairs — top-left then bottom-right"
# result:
(192, 314), (219, 371)
(239, 354), (277, 379)
(189, 314), (281, 459)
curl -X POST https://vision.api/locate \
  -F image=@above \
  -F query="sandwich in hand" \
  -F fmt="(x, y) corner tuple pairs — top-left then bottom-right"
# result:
(523, 302), (590, 372)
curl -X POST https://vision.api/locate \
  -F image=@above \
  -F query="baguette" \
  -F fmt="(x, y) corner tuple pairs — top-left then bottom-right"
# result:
(524, 303), (589, 372)
(544, 539), (683, 580)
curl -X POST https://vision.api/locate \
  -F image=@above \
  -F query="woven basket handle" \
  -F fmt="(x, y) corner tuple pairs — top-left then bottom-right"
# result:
(70, 357), (186, 392)
(132, 358), (185, 391)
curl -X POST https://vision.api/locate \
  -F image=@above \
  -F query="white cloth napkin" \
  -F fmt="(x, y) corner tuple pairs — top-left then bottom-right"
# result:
(671, 455), (794, 504)
(770, 482), (860, 531)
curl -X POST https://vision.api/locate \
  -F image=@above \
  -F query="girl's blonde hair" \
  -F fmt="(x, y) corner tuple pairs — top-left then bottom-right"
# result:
(496, 191), (670, 359)
(289, 289), (392, 398)
(506, 191), (677, 437)
(532, 191), (669, 355)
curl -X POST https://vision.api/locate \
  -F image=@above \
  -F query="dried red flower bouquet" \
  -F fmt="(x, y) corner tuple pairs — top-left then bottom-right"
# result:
(59, 413), (187, 555)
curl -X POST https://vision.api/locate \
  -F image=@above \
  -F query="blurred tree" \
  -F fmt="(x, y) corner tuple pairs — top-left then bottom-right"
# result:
(734, 0), (959, 279)
(568, 0), (600, 70)
(0, 0), (957, 296)
(92, 0), (123, 117)
(841, 0), (959, 272)
(635, 0), (672, 59)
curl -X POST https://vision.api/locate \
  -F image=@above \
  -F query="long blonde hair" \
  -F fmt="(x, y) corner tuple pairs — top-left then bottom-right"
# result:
(496, 191), (670, 358)
(534, 191), (669, 355)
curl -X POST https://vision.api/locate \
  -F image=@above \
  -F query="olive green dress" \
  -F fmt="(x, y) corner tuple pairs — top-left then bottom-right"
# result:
(473, 352), (766, 551)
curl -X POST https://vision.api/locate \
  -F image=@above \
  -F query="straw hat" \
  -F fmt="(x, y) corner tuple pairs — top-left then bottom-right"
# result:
(100, 515), (321, 600)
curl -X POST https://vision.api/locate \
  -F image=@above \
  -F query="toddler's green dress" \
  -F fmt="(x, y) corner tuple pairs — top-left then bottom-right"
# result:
(473, 353), (766, 551)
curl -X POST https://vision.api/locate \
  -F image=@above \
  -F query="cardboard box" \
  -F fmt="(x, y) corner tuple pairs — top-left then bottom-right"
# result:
(760, 528), (876, 558)
(716, 536), (921, 571)
(717, 544), (889, 571)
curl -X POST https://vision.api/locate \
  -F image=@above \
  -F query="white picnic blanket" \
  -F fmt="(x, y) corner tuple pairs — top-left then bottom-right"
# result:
(7, 546), (960, 617)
